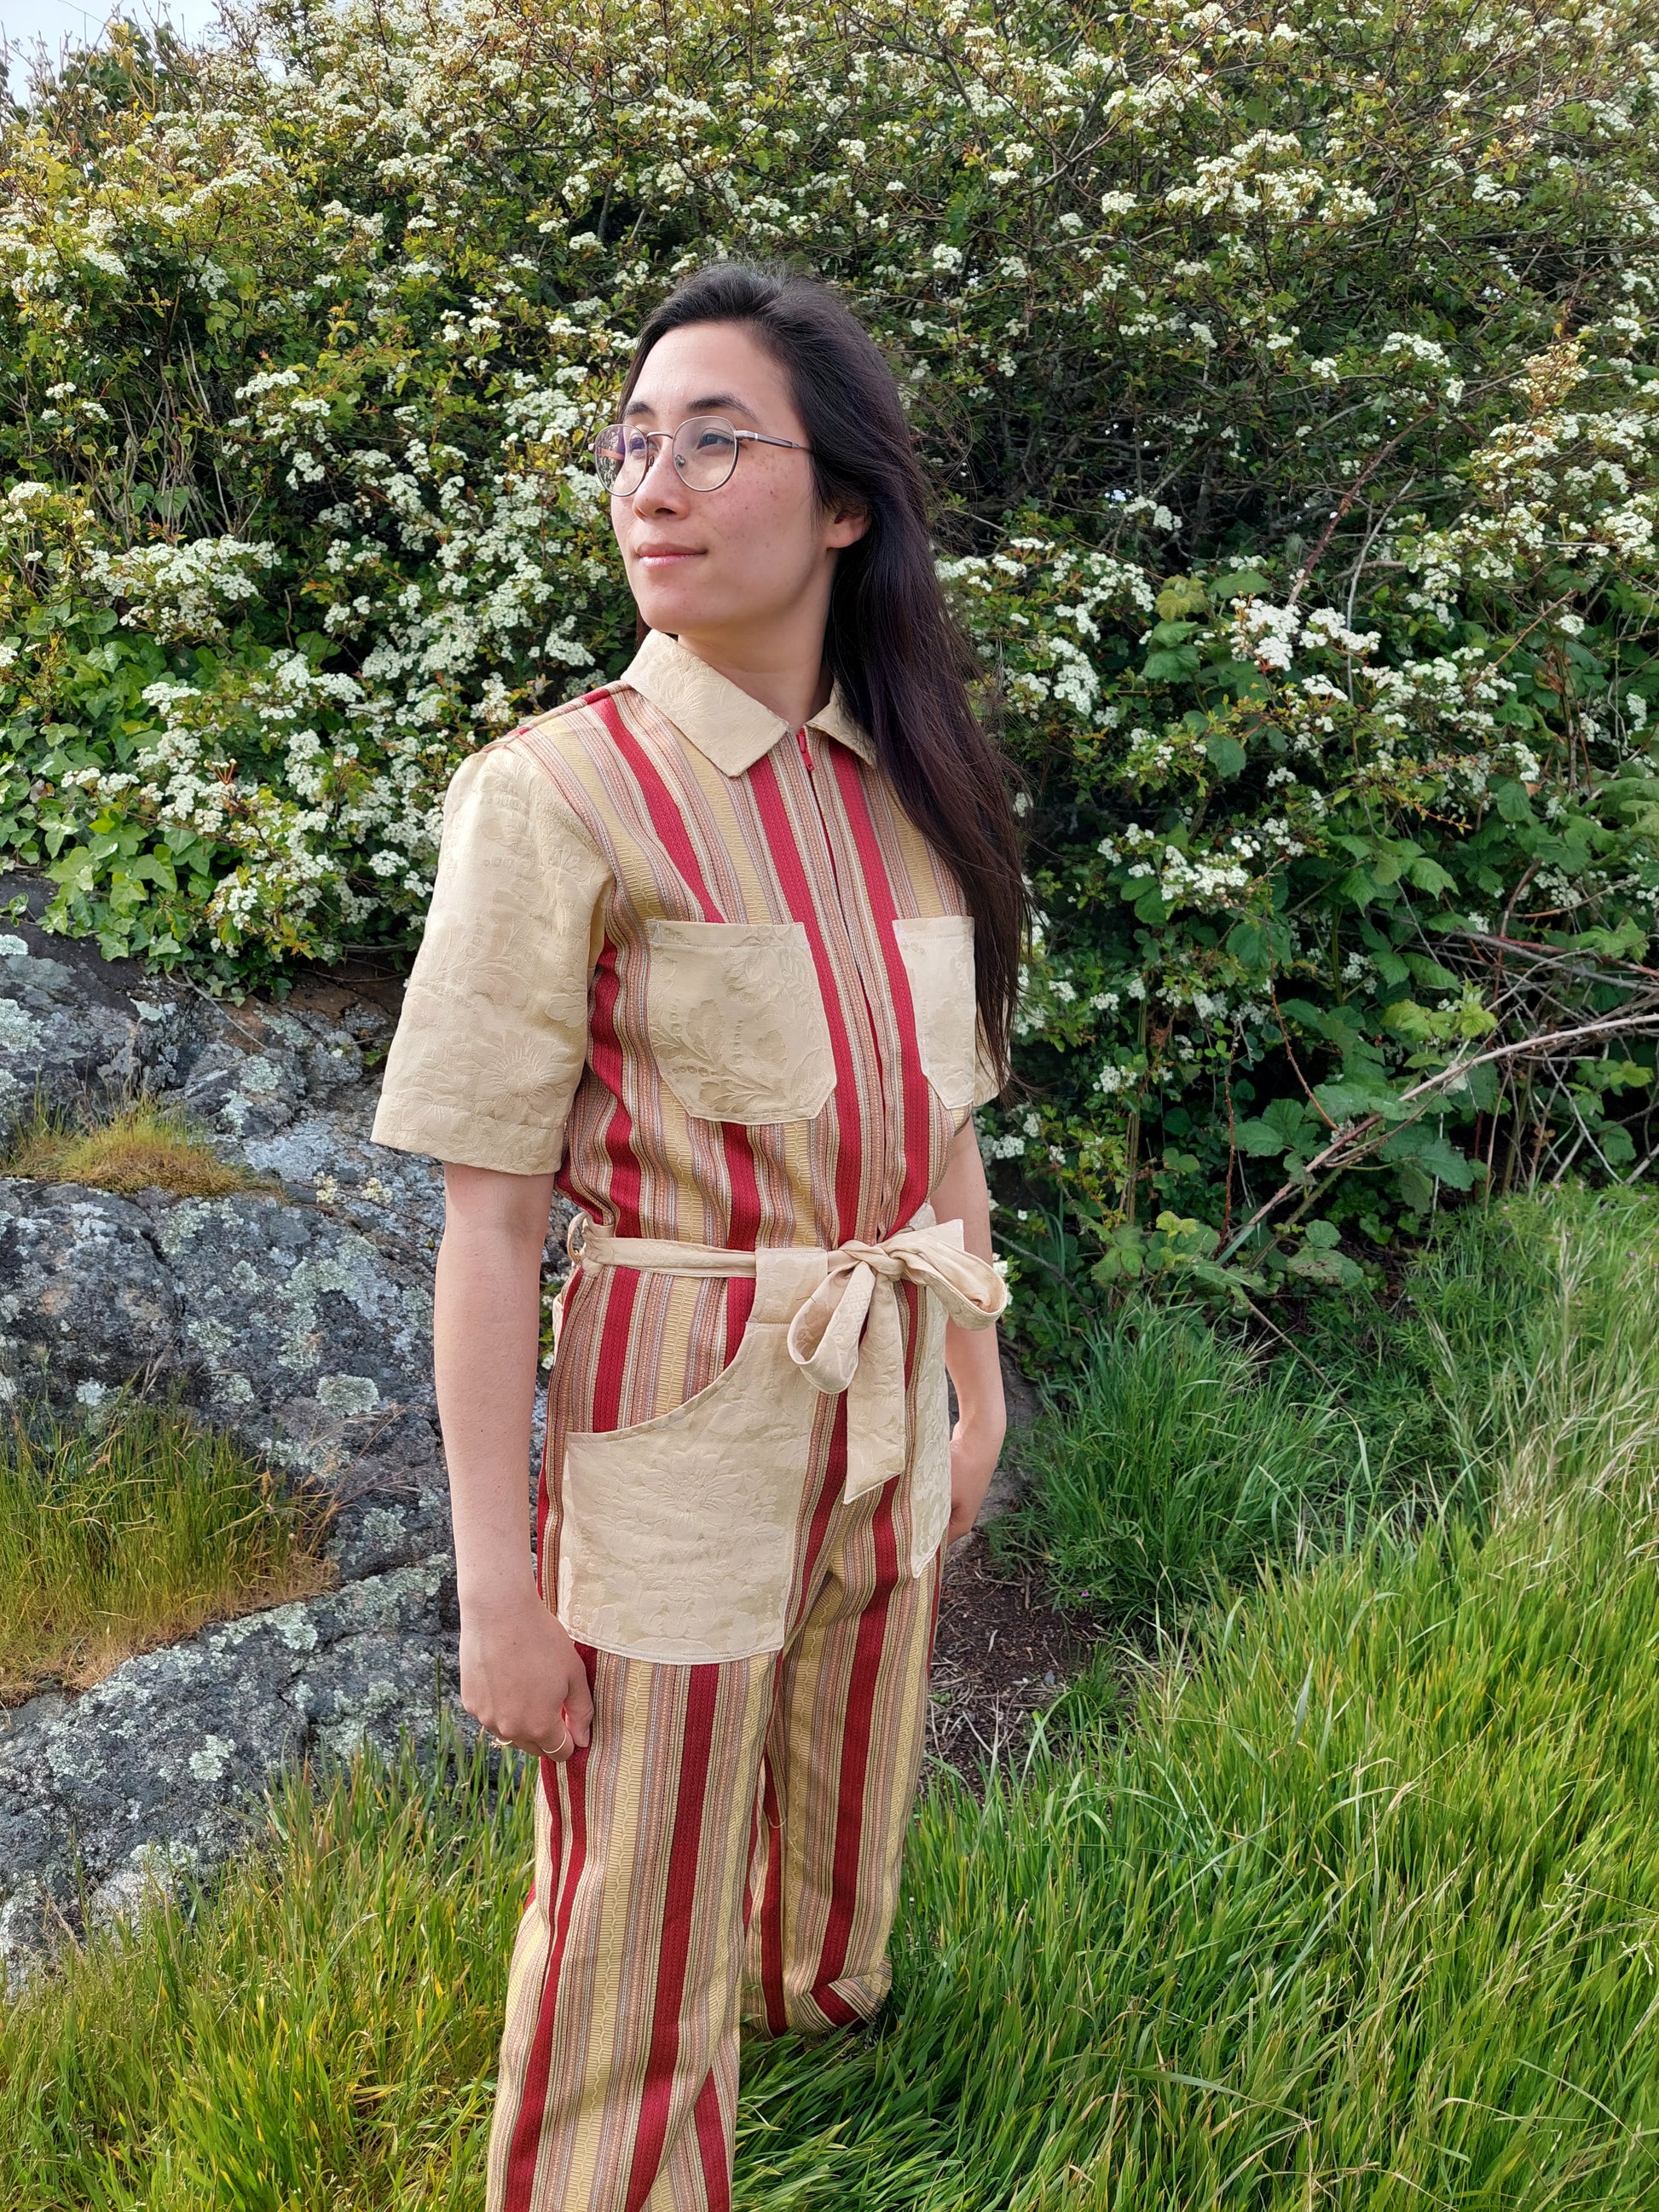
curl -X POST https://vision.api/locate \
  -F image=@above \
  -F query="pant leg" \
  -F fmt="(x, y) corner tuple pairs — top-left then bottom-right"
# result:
(741, 1473), (944, 2039)
(486, 1645), (773, 2212)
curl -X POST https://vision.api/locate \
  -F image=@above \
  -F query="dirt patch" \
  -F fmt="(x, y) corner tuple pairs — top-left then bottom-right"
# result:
(927, 1532), (1107, 1776)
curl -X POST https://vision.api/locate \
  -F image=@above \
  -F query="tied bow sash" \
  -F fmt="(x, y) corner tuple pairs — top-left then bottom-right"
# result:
(566, 1211), (1008, 1499)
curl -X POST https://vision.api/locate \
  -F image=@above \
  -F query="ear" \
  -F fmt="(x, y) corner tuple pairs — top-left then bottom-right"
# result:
(824, 500), (871, 552)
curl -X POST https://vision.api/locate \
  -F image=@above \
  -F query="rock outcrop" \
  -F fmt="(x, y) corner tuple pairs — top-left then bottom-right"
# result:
(0, 876), (570, 1978)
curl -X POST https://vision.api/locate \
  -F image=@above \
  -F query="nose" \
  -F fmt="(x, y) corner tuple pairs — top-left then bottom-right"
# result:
(628, 435), (687, 508)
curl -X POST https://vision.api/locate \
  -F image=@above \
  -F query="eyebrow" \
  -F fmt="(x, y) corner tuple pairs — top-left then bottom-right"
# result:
(622, 390), (760, 422)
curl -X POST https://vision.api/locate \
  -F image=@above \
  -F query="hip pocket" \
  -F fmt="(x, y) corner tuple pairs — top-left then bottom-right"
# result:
(555, 1249), (827, 1663)
(645, 918), (835, 1125)
(893, 915), (977, 1114)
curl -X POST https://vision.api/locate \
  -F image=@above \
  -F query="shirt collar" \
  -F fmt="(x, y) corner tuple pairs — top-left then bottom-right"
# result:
(620, 628), (875, 776)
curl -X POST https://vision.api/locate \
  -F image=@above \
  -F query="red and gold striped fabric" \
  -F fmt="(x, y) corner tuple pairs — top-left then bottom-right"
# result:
(485, 1441), (940, 2212)
(371, 629), (994, 2209)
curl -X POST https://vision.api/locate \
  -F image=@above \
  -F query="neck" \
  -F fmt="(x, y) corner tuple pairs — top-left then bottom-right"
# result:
(670, 601), (835, 732)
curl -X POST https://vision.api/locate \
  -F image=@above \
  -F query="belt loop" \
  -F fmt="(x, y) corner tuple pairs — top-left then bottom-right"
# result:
(566, 1211), (591, 1264)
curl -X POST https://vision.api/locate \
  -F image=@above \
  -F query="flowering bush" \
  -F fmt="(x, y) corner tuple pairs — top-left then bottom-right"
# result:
(3, 0), (1658, 1338)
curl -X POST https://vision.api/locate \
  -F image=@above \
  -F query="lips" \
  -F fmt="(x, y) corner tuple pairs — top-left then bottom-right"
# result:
(634, 543), (704, 563)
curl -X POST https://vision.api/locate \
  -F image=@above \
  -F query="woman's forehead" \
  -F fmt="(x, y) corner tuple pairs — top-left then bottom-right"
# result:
(627, 322), (795, 424)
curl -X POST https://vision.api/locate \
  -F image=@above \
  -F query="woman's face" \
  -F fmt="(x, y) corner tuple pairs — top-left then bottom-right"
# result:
(609, 321), (865, 649)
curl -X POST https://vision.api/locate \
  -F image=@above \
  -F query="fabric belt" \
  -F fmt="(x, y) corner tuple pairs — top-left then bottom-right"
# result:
(565, 1212), (1008, 1499)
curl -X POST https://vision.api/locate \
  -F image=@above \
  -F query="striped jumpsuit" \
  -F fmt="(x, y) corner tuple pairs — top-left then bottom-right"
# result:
(371, 628), (1003, 2212)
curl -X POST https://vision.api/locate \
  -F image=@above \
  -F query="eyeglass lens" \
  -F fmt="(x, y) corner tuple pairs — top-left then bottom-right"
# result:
(594, 415), (742, 496)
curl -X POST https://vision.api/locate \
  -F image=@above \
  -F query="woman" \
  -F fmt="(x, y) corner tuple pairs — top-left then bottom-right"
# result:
(371, 261), (1026, 2212)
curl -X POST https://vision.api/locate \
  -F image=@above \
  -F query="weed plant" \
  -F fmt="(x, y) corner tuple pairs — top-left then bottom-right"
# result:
(0, 1389), (331, 1701)
(0, 1094), (271, 1200)
(5, 1192), (1659, 2206)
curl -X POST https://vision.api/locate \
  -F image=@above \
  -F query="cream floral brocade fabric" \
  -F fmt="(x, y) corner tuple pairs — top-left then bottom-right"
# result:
(371, 629), (1000, 1663)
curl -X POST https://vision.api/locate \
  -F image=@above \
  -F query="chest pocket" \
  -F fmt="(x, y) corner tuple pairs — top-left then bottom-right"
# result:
(645, 918), (835, 1125)
(893, 915), (978, 1114)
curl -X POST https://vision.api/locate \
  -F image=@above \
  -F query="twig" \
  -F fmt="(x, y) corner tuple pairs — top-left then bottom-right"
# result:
(1217, 1008), (1659, 1262)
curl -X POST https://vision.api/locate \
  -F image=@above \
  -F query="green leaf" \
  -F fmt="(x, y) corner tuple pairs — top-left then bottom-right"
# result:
(1142, 645), (1200, 681)
(1227, 919), (1265, 968)
(1380, 1124), (1481, 1190)
(1393, 1163), (1436, 1213)
(1155, 577), (1211, 620)
(1211, 568), (1274, 601)
(1406, 856), (1457, 895)
(1235, 1097), (1315, 1157)
(1312, 1076), (1398, 1122)
(1381, 1000), (1434, 1040)
(1403, 953), (1459, 990)
(1234, 1118), (1289, 1157)
(1204, 734), (1246, 779)
(1284, 1246), (1364, 1288)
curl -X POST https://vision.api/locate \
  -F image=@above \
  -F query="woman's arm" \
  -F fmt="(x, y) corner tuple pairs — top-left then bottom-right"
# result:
(931, 1118), (1008, 1544)
(434, 1161), (593, 1759)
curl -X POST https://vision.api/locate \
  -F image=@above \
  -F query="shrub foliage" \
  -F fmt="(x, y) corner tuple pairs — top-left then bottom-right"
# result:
(3, 0), (1659, 1337)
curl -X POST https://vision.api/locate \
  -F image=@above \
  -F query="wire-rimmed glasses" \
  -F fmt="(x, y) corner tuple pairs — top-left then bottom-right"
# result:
(593, 413), (812, 497)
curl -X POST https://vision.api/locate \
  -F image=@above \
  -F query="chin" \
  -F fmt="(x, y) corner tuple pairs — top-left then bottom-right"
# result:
(631, 582), (720, 638)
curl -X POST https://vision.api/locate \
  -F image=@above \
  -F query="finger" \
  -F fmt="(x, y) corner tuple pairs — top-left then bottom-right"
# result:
(564, 1686), (595, 1747)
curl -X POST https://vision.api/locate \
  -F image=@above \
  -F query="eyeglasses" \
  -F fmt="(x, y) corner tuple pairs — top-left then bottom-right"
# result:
(593, 413), (812, 497)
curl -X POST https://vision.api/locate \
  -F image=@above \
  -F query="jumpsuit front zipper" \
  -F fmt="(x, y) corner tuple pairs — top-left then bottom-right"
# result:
(794, 722), (894, 1237)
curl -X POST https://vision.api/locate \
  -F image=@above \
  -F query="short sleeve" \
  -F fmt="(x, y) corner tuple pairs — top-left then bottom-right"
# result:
(370, 739), (610, 1175)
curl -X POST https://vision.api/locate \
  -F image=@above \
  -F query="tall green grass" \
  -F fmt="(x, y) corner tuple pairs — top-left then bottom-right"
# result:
(0, 1390), (331, 1701)
(1, 1732), (519, 2208)
(5, 1191), (1659, 2208)
(993, 1300), (1361, 1614)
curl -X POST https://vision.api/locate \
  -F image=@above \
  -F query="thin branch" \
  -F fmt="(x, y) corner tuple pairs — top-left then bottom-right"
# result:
(1217, 1008), (1659, 1263)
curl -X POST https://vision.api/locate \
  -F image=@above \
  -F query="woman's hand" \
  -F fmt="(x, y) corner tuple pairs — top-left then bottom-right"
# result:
(460, 1580), (594, 1760)
(946, 1400), (1008, 1545)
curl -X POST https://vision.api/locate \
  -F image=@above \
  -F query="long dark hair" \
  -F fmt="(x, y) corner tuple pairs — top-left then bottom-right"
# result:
(619, 262), (1027, 1091)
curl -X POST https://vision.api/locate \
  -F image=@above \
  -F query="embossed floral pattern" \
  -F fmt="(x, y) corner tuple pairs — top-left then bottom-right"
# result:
(645, 920), (835, 1127)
